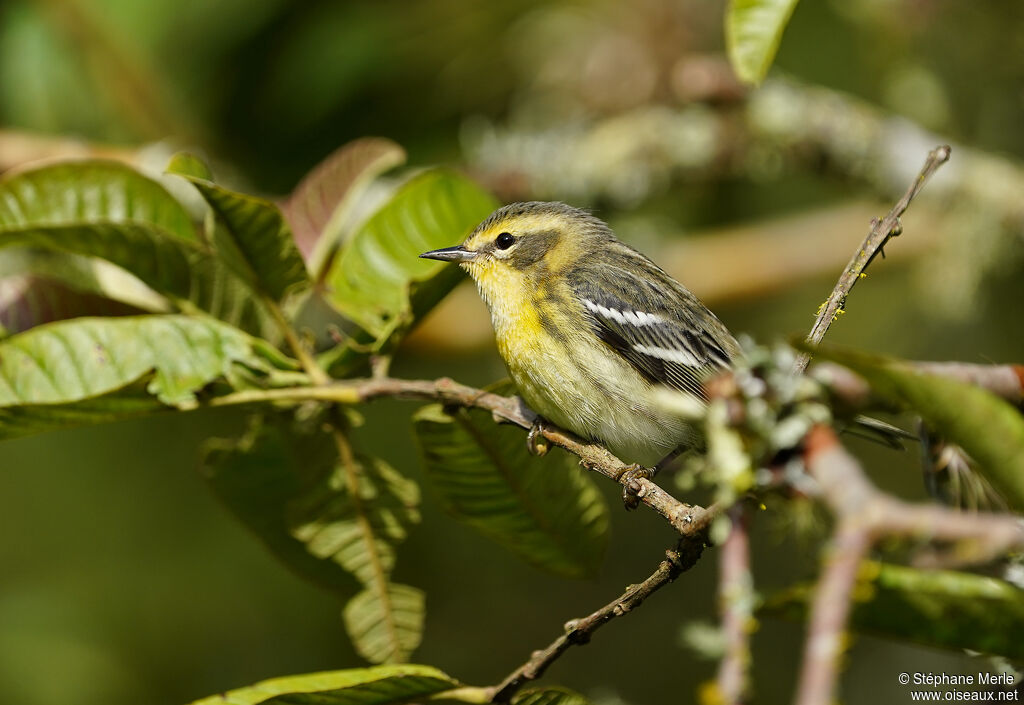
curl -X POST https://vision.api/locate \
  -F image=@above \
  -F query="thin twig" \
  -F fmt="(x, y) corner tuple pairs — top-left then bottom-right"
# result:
(717, 505), (753, 705)
(793, 145), (952, 374)
(489, 542), (701, 703)
(209, 377), (719, 537)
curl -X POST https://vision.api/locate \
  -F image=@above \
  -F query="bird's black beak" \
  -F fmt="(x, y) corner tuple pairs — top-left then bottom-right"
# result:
(419, 245), (478, 262)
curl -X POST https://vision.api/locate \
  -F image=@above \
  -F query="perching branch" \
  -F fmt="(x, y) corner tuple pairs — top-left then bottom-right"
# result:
(209, 377), (718, 538)
(489, 542), (701, 703)
(793, 145), (952, 374)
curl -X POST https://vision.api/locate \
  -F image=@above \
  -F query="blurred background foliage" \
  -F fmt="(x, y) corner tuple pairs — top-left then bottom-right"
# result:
(0, 0), (1022, 704)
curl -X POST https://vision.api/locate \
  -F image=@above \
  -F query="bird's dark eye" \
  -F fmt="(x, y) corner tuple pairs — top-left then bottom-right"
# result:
(495, 232), (516, 250)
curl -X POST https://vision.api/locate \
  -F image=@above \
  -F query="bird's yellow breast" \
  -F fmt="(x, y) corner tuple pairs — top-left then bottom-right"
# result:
(464, 256), (693, 466)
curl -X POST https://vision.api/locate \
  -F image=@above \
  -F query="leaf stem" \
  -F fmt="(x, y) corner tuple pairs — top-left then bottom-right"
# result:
(263, 297), (330, 386)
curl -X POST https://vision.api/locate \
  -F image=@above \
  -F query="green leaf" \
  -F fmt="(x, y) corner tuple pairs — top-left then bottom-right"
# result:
(170, 163), (311, 302)
(203, 415), (424, 662)
(166, 152), (214, 181)
(289, 453), (421, 587)
(0, 225), (274, 337)
(324, 169), (496, 356)
(0, 159), (198, 242)
(0, 385), (161, 440)
(512, 687), (591, 705)
(202, 415), (359, 594)
(726, 0), (801, 84)
(762, 561), (1024, 660)
(189, 664), (458, 705)
(0, 315), (279, 408)
(0, 162), (272, 336)
(804, 343), (1024, 511)
(282, 137), (406, 268)
(343, 583), (425, 665)
(412, 404), (610, 579)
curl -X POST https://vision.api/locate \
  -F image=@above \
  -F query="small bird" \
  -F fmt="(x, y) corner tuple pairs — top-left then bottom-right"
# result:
(421, 202), (740, 500)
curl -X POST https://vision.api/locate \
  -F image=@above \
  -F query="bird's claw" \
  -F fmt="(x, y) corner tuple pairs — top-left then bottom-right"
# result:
(620, 464), (655, 510)
(526, 418), (550, 457)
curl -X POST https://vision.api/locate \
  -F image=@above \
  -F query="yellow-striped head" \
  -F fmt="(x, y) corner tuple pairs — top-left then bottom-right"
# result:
(419, 201), (611, 286)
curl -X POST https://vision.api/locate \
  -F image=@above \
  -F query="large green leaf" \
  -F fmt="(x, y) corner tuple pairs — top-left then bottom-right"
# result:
(0, 160), (198, 242)
(0, 161), (272, 335)
(0, 315), (279, 408)
(189, 664), (458, 705)
(804, 343), (1024, 511)
(726, 0), (801, 84)
(343, 583), (426, 665)
(324, 169), (496, 353)
(762, 561), (1024, 659)
(412, 404), (610, 579)
(169, 158), (311, 302)
(0, 222), (271, 336)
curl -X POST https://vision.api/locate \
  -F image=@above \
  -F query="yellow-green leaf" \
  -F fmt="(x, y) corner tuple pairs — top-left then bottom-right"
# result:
(0, 315), (279, 409)
(343, 583), (426, 665)
(512, 688), (591, 705)
(0, 159), (198, 242)
(189, 664), (458, 705)
(726, 0), (801, 84)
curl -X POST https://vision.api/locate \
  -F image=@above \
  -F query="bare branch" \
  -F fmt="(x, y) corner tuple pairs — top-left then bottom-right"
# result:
(793, 523), (872, 705)
(793, 145), (952, 374)
(489, 543), (701, 703)
(716, 505), (753, 705)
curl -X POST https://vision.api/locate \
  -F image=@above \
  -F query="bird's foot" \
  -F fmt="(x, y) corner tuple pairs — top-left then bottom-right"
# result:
(526, 418), (550, 457)
(621, 464), (657, 510)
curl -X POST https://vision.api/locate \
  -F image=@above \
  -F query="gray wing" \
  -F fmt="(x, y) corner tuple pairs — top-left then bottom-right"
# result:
(572, 275), (736, 401)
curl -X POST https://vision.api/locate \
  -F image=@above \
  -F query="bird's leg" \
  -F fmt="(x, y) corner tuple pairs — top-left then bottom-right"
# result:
(526, 417), (550, 457)
(620, 447), (687, 509)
